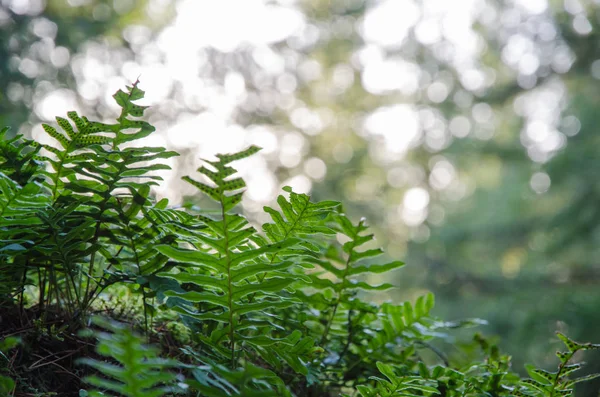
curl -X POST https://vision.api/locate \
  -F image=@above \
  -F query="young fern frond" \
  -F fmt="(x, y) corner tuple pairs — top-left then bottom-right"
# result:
(80, 317), (183, 397)
(155, 146), (304, 368)
(306, 213), (405, 345)
(351, 294), (439, 367)
(516, 333), (600, 397)
(257, 186), (340, 293)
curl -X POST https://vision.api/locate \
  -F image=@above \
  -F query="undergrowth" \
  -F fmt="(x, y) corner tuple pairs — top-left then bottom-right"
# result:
(0, 82), (598, 396)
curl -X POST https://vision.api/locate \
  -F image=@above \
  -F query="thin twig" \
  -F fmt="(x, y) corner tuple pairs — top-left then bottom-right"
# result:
(28, 349), (80, 371)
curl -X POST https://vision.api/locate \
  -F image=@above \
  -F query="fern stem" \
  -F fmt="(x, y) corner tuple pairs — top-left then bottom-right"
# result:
(336, 308), (354, 363)
(55, 231), (80, 316)
(321, 246), (354, 345)
(82, 153), (130, 315)
(18, 261), (28, 324)
(415, 340), (450, 366)
(50, 160), (64, 201)
(86, 246), (123, 309)
(141, 287), (149, 337)
(129, 229), (150, 337)
(222, 203), (236, 369)
(38, 266), (46, 315)
(551, 350), (575, 397)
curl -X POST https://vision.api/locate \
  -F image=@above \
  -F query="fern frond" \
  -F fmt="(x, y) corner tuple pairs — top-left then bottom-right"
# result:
(80, 317), (183, 397)
(0, 170), (50, 302)
(1, 82), (180, 320)
(517, 333), (600, 397)
(263, 186), (340, 242)
(365, 295), (437, 354)
(40, 111), (115, 200)
(302, 213), (404, 345)
(155, 146), (308, 368)
(245, 187), (340, 343)
(181, 348), (292, 397)
(0, 172), (48, 227)
(39, 81), (176, 206)
(0, 127), (43, 186)
(356, 361), (440, 397)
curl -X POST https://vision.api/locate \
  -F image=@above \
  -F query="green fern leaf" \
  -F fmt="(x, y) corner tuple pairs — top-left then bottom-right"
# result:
(301, 213), (405, 347)
(80, 317), (183, 397)
(0, 127), (43, 185)
(0, 173), (48, 222)
(183, 354), (291, 397)
(156, 146), (306, 368)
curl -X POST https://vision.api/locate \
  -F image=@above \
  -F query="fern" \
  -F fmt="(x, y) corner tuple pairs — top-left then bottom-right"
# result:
(300, 213), (405, 345)
(286, 211), (406, 377)
(262, 186), (340, 244)
(384, 334), (520, 397)
(15, 81), (178, 321)
(0, 170), (49, 306)
(155, 146), (306, 368)
(0, 127), (48, 258)
(2, 85), (600, 397)
(0, 126), (43, 186)
(181, 347), (292, 397)
(256, 186), (341, 306)
(92, 185), (179, 333)
(80, 317), (183, 397)
(516, 332), (600, 397)
(354, 295), (438, 365)
(356, 361), (440, 397)
(0, 172), (49, 236)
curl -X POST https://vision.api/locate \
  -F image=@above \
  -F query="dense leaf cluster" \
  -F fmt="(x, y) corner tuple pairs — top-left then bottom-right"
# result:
(0, 85), (598, 396)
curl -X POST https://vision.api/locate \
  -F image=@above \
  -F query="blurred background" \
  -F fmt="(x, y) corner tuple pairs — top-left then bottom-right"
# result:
(1, 0), (599, 394)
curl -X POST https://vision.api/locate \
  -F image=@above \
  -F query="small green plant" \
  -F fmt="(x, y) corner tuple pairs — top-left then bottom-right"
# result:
(516, 332), (600, 397)
(79, 316), (184, 397)
(0, 81), (177, 327)
(0, 84), (598, 396)
(0, 336), (20, 395)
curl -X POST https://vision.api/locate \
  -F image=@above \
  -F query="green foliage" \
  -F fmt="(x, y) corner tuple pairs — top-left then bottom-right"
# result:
(355, 361), (439, 397)
(0, 80), (178, 323)
(181, 348), (292, 397)
(79, 317), (183, 397)
(0, 85), (599, 396)
(0, 127), (47, 305)
(516, 333), (600, 397)
(0, 336), (20, 395)
(4, 2), (600, 393)
(154, 146), (310, 368)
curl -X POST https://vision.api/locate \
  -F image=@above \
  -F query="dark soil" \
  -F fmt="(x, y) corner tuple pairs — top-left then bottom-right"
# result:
(0, 302), (191, 396)
(0, 303), (97, 396)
